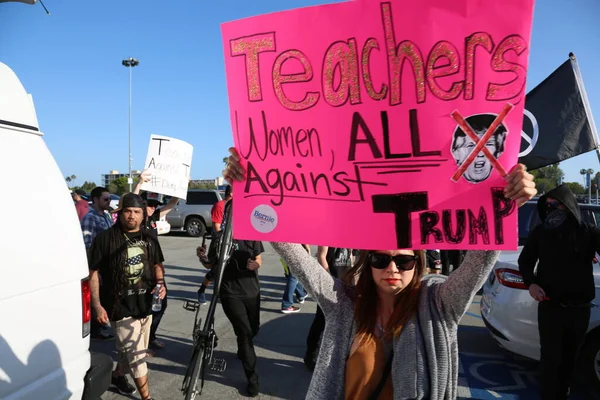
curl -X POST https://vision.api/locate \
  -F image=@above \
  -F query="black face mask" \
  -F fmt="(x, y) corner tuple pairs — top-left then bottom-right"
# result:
(544, 208), (567, 229)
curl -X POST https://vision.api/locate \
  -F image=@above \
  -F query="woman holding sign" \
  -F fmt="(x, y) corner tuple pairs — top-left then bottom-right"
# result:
(223, 148), (537, 400)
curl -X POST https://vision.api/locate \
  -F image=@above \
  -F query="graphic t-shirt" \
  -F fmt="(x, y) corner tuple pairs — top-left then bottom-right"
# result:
(88, 228), (165, 321)
(327, 247), (352, 279)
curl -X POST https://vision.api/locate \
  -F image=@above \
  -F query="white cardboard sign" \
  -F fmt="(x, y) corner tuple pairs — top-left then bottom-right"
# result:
(141, 134), (193, 199)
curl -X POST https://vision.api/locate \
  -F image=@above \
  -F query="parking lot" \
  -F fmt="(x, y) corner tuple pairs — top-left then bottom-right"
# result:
(93, 235), (596, 399)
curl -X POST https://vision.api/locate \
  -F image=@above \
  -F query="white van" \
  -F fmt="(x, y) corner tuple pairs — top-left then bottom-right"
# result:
(0, 63), (112, 398)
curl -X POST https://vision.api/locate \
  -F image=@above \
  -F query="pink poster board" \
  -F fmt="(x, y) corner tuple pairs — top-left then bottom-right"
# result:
(221, 0), (535, 250)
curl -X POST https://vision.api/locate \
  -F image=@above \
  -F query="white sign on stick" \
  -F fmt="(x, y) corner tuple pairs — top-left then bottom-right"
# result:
(141, 134), (193, 199)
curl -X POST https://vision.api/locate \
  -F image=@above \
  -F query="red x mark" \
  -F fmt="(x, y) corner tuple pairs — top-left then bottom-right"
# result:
(450, 103), (514, 182)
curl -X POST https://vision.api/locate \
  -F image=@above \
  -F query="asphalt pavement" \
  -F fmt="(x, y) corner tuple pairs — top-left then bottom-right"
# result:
(93, 234), (596, 400)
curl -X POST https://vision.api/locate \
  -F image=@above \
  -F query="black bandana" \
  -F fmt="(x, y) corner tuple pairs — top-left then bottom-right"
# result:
(121, 193), (145, 209)
(544, 209), (567, 229)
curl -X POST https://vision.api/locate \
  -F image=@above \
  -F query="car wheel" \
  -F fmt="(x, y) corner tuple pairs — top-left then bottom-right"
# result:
(185, 217), (206, 237)
(580, 334), (600, 396)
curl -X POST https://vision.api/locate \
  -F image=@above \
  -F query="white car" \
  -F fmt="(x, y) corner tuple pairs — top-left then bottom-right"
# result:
(480, 199), (600, 392)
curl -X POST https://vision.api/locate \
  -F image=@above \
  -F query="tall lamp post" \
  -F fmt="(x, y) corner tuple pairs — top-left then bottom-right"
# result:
(122, 57), (139, 192)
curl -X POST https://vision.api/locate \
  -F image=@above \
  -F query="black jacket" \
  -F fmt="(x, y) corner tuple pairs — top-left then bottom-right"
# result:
(518, 185), (599, 304)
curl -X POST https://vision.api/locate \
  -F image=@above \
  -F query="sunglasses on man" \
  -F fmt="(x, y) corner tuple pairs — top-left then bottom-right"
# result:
(368, 253), (419, 270)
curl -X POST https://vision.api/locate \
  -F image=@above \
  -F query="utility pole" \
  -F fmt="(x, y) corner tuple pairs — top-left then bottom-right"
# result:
(122, 57), (139, 192)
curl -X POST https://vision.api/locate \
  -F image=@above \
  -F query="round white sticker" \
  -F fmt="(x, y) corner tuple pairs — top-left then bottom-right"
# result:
(250, 204), (278, 233)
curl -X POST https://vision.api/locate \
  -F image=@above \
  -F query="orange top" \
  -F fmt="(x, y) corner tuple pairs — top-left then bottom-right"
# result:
(345, 334), (393, 400)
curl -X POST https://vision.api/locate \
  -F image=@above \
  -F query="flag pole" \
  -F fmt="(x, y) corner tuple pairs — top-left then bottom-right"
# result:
(570, 52), (600, 166)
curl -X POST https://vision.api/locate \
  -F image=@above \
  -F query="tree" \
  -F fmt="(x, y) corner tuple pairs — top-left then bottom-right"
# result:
(108, 177), (130, 195)
(565, 182), (586, 194)
(189, 182), (217, 190)
(65, 176), (72, 187)
(530, 164), (564, 194)
(80, 181), (97, 193)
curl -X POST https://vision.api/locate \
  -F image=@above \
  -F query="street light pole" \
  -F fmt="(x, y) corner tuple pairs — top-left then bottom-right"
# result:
(122, 57), (139, 192)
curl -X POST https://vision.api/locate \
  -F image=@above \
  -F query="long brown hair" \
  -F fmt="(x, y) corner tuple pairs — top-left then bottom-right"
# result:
(343, 250), (426, 341)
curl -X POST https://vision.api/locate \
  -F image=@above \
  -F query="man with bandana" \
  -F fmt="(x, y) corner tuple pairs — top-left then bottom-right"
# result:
(519, 184), (600, 400)
(88, 193), (165, 400)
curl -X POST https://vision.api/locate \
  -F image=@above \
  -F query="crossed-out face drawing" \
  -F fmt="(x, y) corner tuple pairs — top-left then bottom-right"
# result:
(451, 113), (508, 184)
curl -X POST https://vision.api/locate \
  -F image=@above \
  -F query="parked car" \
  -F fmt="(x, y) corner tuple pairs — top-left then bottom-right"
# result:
(480, 199), (600, 392)
(0, 62), (111, 399)
(165, 189), (222, 237)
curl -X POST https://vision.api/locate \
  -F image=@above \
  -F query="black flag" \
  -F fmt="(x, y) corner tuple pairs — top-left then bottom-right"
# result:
(518, 54), (600, 170)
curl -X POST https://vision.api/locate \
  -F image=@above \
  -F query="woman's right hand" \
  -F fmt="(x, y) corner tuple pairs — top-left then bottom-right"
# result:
(223, 147), (245, 183)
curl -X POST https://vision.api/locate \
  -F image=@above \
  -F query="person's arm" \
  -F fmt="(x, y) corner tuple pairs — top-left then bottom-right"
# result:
(316, 246), (330, 272)
(272, 242), (345, 317)
(159, 196), (179, 219)
(197, 245), (216, 269)
(435, 250), (500, 324)
(87, 233), (109, 324)
(247, 254), (262, 270)
(152, 263), (166, 299)
(133, 169), (152, 195)
(89, 269), (109, 324)
(82, 215), (97, 249)
(518, 227), (540, 287)
(149, 237), (167, 298)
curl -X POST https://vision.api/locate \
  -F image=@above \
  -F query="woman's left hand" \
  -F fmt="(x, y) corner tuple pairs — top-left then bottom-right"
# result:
(504, 164), (537, 207)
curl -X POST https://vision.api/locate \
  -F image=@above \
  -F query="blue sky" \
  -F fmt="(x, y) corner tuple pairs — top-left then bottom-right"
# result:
(1, 0), (599, 187)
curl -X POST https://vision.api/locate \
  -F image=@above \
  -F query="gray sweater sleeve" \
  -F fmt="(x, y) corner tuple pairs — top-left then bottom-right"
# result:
(435, 250), (500, 324)
(271, 242), (346, 317)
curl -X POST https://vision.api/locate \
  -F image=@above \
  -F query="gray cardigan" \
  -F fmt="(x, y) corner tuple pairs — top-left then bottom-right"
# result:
(271, 243), (499, 400)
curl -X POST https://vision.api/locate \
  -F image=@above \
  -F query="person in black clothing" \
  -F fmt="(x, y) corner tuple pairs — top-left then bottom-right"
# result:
(304, 246), (352, 371)
(196, 200), (264, 397)
(140, 191), (178, 353)
(439, 250), (466, 275)
(88, 193), (166, 400)
(518, 184), (598, 400)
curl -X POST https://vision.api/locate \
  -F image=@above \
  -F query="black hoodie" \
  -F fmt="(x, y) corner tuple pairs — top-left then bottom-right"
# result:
(518, 184), (599, 304)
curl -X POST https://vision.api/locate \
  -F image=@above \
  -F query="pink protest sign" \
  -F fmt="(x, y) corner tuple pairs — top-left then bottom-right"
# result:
(221, 0), (535, 250)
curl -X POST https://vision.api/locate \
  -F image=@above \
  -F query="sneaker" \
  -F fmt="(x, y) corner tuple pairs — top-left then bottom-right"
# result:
(111, 375), (137, 395)
(247, 382), (259, 397)
(296, 294), (308, 304)
(281, 306), (301, 314)
(197, 291), (207, 304)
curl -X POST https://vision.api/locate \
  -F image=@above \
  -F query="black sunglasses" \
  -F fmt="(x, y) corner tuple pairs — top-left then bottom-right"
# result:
(368, 253), (419, 270)
(545, 202), (561, 210)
